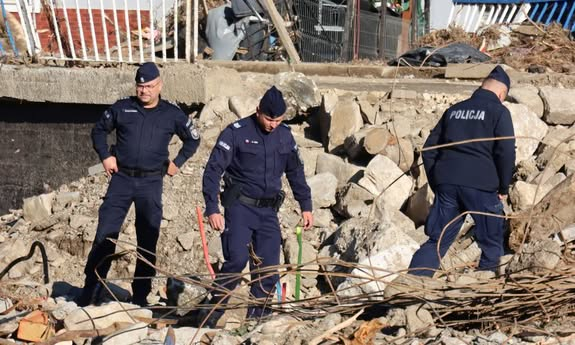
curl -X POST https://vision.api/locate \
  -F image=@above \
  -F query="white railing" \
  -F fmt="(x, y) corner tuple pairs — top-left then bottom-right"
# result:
(447, 2), (531, 32)
(1, 0), (199, 63)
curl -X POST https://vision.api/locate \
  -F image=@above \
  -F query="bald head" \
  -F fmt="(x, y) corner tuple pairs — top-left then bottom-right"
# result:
(481, 78), (508, 103)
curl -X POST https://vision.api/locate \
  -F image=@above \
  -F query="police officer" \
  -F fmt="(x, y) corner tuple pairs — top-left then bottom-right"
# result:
(200, 86), (313, 326)
(408, 65), (515, 277)
(77, 62), (200, 306)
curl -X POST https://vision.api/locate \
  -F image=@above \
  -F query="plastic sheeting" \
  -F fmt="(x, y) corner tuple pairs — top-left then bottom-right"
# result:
(388, 42), (491, 67)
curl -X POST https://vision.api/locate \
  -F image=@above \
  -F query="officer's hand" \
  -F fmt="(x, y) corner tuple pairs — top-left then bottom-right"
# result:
(102, 156), (118, 177)
(498, 194), (507, 200)
(167, 161), (179, 176)
(302, 211), (313, 230)
(208, 213), (225, 231)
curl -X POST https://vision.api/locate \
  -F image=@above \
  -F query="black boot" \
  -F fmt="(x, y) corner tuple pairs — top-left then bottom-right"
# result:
(194, 307), (224, 328)
(246, 306), (273, 321)
(76, 283), (98, 307)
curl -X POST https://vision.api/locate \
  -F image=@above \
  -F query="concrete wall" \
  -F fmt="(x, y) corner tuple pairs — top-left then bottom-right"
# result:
(0, 102), (103, 214)
(0, 64), (244, 105)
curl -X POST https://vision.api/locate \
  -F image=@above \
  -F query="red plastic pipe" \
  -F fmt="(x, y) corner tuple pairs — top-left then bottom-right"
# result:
(196, 206), (216, 280)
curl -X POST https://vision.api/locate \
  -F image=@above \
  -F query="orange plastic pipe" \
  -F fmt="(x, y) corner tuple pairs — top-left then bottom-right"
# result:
(196, 206), (216, 280)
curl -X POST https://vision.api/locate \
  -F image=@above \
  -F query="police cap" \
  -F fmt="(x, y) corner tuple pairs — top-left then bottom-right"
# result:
(135, 62), (160, 83)
(486, 65), (510, 90)
(259, 86), (287, 118)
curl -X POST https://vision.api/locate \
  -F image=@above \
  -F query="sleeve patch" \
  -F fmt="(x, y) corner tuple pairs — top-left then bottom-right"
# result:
(190, 128), (200, 140)
(218, 140), (231, 151)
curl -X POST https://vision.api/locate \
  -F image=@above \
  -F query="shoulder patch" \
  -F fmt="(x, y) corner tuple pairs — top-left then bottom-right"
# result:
(218, 140), (231, 151)
(232, 122), (242, 129)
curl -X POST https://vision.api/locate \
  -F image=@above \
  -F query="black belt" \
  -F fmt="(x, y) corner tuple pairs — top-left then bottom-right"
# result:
(119, 167), (163, 177)
(237, 194), (277, 208)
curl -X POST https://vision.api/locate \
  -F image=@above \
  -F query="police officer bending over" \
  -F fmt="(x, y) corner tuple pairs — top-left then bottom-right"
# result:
(77, 62), (200, 307)
(201, 86), (313, 327)
(409, 66), (515, 277)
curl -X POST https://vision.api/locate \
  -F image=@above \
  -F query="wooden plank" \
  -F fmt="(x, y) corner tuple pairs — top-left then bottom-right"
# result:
(261, 0), (301, 64)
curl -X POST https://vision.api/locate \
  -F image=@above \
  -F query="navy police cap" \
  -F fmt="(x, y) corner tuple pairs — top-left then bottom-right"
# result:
(135, 62), (160, 83)
(259, 86), (287, 118)
(486, 65), (510, 90)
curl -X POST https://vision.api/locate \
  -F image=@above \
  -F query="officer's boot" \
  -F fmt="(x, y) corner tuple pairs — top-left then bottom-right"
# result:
(76, 277), (101, 307)
(246, 305), (273, 321)
(192, 296), (224, 328)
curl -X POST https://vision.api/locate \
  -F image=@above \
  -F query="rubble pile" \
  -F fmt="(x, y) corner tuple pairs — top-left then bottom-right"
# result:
(418, 23), (575, 73)
(3, 71), (575, 344)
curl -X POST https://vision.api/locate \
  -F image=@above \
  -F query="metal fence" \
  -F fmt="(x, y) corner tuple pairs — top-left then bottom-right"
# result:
(293, 0), (413, 62)
(0, 0), (200, 63)
(1, 0), (414, 64)
(293, 0), (347, 62)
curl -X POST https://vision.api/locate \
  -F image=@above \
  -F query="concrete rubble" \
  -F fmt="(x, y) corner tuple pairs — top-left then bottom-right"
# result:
(3, 66), (575, 345)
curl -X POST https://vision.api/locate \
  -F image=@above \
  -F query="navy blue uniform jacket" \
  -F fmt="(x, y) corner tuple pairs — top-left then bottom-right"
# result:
(91, 97), (200, 171)
(423, 88), (515, 195)
(202, 115), (312, 216)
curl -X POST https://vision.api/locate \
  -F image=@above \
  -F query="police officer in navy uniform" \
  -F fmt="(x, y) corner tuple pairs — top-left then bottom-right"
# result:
(408, 66), (515, 277)
(77, 62), (200, 306)
(200, 86), (313, 326)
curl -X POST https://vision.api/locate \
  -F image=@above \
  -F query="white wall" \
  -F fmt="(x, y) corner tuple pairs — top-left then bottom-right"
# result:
(430, 0), (454, 30)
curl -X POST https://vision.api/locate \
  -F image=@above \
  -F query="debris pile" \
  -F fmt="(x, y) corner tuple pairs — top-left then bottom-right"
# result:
(417, 23), (575, 73)
(3, 71), (575, 344)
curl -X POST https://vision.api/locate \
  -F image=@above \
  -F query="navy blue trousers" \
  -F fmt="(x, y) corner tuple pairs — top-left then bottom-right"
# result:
(212, 202), (281, 315)
(83, 172), (163, 303)
(409, 184), (504, 277)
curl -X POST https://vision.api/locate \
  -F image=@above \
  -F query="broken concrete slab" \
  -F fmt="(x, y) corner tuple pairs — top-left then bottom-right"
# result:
(315, 152), (363, 186)
(445, 63), (512, 80)
(275, 72), (321, 113)
(358, 155), (414, 210)
(326, 99), (364, 152)
(335, 219), (420, 298)
(505, 102), (548, 163)
(507, 239), (562, 274)
(308, 172), (338, 208)
(334, 182), (374, 219)
(22, 192), (55, 224)
(510, 173), (575, 251)
(381, 136), (414, 173)
(363, 127), (390, 155)
(102, 322), (149, 345)
(64, 302), (152, 331)
(405, 184), (434, 227)
(229, 95), (258, 118)
(540, 86), (575, 125)
(509, 84), (544, 118)
(298, 147), (323, 177)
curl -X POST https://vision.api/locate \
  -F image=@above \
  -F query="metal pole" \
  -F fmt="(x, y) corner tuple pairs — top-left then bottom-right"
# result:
(185, 0), (191, 62)
(14, 0), (32, 55)
(60, 0), (77, 59)
(123, 0), (133, 62)
(150, 0), (155, 61)
(192, 0), (198, 62)
(74, 0), (87, 59)
(87, 0), (100, 60)
(162, 0), (166, 61)
(174, 0), (178, 61)
(112, 0), (123, 62)
(136, 0), (144, 62)
(47, 0), (64, 58)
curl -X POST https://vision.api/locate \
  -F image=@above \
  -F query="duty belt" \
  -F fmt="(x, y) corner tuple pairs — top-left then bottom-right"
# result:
(119, 166), (163, 178)
(237, 194), (278, 208)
